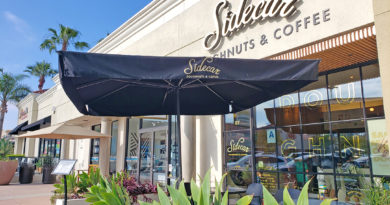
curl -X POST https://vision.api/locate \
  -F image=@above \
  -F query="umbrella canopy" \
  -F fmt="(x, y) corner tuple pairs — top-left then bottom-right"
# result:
(58, 51), (319, 116)
(17, 123), (111, 140)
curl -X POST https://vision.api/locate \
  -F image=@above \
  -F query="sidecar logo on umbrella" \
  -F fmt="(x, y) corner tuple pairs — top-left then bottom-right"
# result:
(184, 57), (221, 79)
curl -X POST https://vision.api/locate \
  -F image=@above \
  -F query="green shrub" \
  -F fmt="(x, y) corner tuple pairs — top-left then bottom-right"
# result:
(262, 179), (335, 205)
(362, 178), (390, 205)
(138, 169), (253, 205)
(0, 138), (13, 160)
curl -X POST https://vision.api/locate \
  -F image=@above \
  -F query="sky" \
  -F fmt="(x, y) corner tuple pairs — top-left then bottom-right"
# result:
(0, 0), (152, 130)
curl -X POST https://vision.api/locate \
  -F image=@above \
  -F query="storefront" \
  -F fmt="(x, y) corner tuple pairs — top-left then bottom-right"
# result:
(11, 0), (390, 203)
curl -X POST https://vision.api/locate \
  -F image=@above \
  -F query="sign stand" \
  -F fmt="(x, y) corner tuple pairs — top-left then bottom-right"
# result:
(52, 160), (77, 205)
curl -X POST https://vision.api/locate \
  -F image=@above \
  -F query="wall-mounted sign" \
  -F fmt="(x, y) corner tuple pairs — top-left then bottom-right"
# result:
(18, 107), (28, 120)
(203, 0), (300, 51)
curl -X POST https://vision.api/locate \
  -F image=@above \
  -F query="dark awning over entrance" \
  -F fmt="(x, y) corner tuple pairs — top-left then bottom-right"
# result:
(58, 51), (319, 116)
(9, 121), (28, 135)
(21, 116), (51, 132)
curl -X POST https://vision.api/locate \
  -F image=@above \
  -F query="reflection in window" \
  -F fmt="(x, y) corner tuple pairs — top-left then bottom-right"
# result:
(362, 64), (384, 118)
(141, 116), (168, 128)
(302, 124), (333, 172)
(255, 129), (279, 171)
(90, 125), (101, 165)
(332, 121), (369, 174)
(300, 76), (329, 124)
(225, 109), (250, 131)
(336, 175), (370, 204)
(328, 68), (363, 121)
(307, 174), (336, 200)
(255, 100), (274, 128)
(126, 119), (139, 175)
(225, 131), (252, 189)
(110, 121), (118, 174)
(275, 92), (300, 126)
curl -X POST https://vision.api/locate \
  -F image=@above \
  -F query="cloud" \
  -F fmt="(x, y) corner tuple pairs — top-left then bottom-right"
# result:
(3, 11), (34, 41)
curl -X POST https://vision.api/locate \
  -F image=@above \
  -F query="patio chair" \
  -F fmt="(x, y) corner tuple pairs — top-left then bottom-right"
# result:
(245, 183), (263, 205)
(275, 188), (301, 203)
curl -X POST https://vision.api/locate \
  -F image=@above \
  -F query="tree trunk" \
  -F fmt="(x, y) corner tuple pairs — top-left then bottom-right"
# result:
(62, 41), (67, 51)
(0, 101), (7, 138)
(38, 75), (45, 92)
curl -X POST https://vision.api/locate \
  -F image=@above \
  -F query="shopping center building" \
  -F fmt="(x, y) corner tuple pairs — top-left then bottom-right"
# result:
(10, 0), (390, 202)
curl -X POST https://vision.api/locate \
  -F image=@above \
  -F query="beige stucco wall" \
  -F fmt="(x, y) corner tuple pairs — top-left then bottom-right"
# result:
(89, 0), (376, 182)
(373, 0), (390, 149)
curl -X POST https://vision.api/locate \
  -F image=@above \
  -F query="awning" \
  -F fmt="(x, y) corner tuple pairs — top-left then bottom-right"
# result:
(58, 51), (319, 116)
(21, 116), (51, 131)
(9, 121), (28, 135)
(17, 123), (111, 140)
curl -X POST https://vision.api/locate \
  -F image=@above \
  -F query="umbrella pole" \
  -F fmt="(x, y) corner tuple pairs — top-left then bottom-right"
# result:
(176, 88), (182, 187)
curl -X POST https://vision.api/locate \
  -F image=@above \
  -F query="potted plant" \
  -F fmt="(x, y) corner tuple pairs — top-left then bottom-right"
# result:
(42, 155), (56, 184)
(35, 158), (42, 173)
(0, 138), (18, 185)
(19, 157), (35, 184)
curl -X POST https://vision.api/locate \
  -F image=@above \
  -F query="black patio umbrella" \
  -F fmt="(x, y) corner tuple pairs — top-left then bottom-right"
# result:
(58, 51), (319, 181)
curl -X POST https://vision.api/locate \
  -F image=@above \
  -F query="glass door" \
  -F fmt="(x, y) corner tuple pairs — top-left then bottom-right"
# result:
(139, 132), (153, 184)
(153, 129), (168, 187)
(138, 127), (168, 186)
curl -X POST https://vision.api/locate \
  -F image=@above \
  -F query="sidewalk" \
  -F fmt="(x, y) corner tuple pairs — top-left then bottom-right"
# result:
(0, 183), (55, 205)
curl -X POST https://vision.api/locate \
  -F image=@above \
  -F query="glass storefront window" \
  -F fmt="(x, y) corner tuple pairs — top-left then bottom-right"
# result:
(300, 76), (329, 124)
(328, 68), (363, 121)
(277, 126), (303, 170)
(336, 175), (370, 203)
(126, 119), (139, 175)
(275, 92), (300, 126)
(225, 130), (252, 189)
(110, 121), (118, 174)
(225, 109), (250, 131)
(39, 139), (61, 158)
(332, 121), (370, 175)
(255, 129), (278, 172)
(141, 116), (168, 128)
(302, 124), (333, 173)
(362, 64), (384, 118)
(90, 124), (101, 165)
(307, 173), (336, 200)
(255, 100), (274, 128)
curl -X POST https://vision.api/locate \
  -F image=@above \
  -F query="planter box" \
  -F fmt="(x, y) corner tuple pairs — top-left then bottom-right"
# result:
(0, 160), (18, 185)
(55, 198), (88, 205)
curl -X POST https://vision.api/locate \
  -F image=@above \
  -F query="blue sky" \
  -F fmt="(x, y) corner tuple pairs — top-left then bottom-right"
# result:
(1, 0), (151, 130)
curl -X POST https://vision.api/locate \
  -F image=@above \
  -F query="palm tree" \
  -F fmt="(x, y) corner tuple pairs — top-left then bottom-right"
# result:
(40, 24), (89, 53)
(0, 72), (30, 137)
(24, 61), (58, 93)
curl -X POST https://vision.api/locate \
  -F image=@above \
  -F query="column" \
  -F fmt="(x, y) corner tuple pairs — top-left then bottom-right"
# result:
(60, 139), (69, 159)
(181, 116), (195, 183)
(14, 137), (24, 155)
(373, 1), (390, 138)
(99, 117), (112, 176)
(24, 138), (36, 157)
(196, 116), (223, 185)
(116, 118), (127, 172)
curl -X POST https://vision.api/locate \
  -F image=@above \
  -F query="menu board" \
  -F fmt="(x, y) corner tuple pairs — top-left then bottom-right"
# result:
(52, 160), (77, 175)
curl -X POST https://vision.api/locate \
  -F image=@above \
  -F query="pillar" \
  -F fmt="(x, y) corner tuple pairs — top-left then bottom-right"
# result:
(14, 137), (24, 155)
(373, 0), (390, 139)
(99, 118), (112, 176)
(196, 116), (223, 185)
(181, 116), (195, 183)
(24, 138), (36, 157)
(60, 139), (70, 159)
(116, 117), (127, 172)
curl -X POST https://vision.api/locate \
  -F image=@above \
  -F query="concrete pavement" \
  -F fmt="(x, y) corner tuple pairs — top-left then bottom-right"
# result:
(0, 183), (55, 205)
